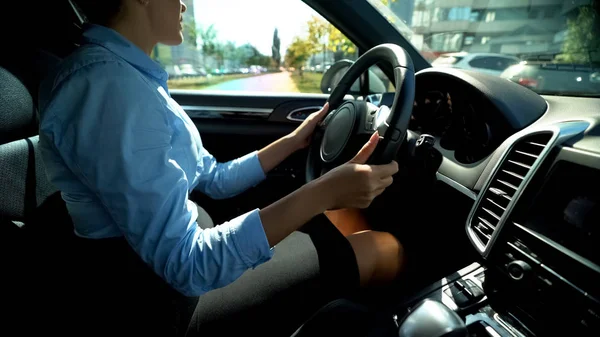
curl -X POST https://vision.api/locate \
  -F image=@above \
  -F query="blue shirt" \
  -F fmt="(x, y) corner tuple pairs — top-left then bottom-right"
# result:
(38, 24), (274, 297)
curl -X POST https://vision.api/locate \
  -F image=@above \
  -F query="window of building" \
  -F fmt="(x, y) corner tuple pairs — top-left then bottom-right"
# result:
(470, 10), (481, 22)
(413, 9), (431, 27)
(485, 11), (496, 22)
(448, 7), (471, 21)
(431, 33), (464, 52)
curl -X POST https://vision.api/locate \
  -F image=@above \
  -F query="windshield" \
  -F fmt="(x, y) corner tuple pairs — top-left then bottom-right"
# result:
(367, 0), (600, 97)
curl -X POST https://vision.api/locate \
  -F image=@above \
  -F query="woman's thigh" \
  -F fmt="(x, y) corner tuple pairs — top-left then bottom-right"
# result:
(186, 215), (360, 337)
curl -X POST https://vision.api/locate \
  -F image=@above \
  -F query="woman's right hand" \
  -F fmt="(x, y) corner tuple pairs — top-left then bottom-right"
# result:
(317, 132), (399, 210)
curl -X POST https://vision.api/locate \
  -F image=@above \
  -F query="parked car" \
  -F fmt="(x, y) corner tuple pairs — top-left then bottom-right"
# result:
(178, 64), (199, 77)
(501, 61), (600, 95)
(432, 52), (520, 76)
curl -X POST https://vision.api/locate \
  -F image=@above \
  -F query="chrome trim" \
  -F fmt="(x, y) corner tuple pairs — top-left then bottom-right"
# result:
(181, 105), (272, 119)
(494, 313), (526, 337)
(68, 0), (86, 25)
(466, 121), (590, 257)
(514, 222), (600, 273)
(436, 172), (477, 200)
(286, 106), (324, 122)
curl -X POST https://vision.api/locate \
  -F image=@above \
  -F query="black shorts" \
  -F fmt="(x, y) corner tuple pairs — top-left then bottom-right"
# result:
(300, 213), (361, 293)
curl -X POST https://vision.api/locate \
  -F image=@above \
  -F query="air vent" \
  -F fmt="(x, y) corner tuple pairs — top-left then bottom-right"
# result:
(468, 132), (553, 251)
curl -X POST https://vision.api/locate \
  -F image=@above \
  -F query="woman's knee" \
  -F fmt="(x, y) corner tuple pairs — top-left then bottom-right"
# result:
(346, 231), (405, 286)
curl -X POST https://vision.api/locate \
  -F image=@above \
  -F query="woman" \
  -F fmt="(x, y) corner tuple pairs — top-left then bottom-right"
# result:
(37, 0), (404, 335)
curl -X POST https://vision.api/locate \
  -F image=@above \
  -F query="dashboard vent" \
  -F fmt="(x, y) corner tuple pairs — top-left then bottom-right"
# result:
(469, 132), (553, 250)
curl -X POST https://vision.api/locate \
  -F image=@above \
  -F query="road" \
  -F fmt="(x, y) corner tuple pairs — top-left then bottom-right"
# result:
(205, 71), (299, 92)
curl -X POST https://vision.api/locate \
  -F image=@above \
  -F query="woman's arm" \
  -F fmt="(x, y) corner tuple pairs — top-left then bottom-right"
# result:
(257, 103), (329, 173)
(195, 104), (329, 199)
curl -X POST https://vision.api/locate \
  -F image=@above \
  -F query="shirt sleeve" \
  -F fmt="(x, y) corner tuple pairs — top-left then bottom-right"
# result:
(39, 62), (273, 297)
(194, 147), (266, 199)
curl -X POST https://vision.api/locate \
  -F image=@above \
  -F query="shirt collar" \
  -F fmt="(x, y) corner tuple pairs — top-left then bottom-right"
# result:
(81, 24), (168, 84)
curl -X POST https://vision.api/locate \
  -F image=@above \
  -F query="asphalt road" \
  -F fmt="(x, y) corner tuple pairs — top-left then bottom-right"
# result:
(205, 71), (299, 92)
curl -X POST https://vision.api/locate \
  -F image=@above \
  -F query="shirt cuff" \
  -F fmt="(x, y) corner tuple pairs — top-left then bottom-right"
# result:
(228, 208), (274, 269)
(237, 151), (266, 187)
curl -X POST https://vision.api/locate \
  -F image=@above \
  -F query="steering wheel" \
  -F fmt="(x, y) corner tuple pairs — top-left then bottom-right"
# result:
(306, 43), (416, 182)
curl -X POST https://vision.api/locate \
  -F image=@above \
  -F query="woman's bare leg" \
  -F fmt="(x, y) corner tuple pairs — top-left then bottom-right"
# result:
(325, 208), (404, 286)
(347, 230), (405, 286)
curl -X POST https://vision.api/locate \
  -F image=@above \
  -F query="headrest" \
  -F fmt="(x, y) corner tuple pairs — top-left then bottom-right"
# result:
(0, 49), (62, 145)
(0, 67), (36, 145)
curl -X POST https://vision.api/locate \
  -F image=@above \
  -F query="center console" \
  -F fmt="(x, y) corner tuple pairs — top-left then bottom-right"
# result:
(394, 121), (600, 336)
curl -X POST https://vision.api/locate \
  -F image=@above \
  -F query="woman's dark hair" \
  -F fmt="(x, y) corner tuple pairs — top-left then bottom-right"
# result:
(72, 0), (123, 26)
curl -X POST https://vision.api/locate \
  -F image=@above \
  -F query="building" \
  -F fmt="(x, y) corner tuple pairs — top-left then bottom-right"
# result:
(405, 0), (595, 59)
(389, 0), (416, 26)
(170, 0), (201, 67)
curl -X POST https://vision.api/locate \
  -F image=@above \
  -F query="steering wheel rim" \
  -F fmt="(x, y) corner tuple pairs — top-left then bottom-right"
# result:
(306, 43), (416, 183)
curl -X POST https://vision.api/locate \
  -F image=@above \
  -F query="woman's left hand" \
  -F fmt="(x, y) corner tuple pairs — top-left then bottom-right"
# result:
(289, 103), (330, 151)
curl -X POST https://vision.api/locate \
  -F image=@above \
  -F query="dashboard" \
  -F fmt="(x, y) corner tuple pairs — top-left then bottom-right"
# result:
(381, 68), (600, 336)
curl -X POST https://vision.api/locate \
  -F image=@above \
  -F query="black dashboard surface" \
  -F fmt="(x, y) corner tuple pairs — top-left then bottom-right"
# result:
(385, 69), (600, 198)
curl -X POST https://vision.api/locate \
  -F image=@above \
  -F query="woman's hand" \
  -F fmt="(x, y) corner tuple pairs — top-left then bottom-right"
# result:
(288, 103), (330, 151)
(257, 103), (329, 174)
(317, 132), (398, 210)
(258, 131), (397, 248)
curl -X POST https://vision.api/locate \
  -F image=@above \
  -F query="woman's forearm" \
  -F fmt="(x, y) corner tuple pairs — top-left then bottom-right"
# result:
(259, 179), (328, 247)
(256, 135), (299, 174)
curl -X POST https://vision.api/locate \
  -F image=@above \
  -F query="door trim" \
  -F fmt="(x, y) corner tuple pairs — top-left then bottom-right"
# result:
(181, 105), (272, 119)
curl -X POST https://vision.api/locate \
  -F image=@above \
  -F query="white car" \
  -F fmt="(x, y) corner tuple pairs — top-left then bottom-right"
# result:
(432, 52), (520, 76)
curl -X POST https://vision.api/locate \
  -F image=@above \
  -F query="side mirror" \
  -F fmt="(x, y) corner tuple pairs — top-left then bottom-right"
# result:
(320, 59), (389, 95)
(590, 72), (600, 84)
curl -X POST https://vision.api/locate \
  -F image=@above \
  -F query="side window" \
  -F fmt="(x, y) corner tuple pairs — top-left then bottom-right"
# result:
(151, 0), (366, 94)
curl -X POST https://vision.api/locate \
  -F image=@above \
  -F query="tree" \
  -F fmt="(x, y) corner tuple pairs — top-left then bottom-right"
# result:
(557, 6), (599, 64)
(223, 41), (242, 68)
(328, 25), (357, 61)
(307, 16), (331, 64)
(238, 43), (271, 67)
(285, 37), (315, 76)
(198, 24), (218, 64)
(183, 17), (198, 48)
(272, 28), (281, 67)
(305, 16), (357, 62)
(213, 43), (225, 69)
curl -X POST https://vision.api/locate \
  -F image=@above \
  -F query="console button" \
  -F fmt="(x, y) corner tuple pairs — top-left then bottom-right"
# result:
(507, 242), (541, 265)
(507, 260), (532, 281)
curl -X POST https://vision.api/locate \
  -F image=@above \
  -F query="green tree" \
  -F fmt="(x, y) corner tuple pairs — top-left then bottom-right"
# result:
(198, 24), (218, 63)
(305, 16), (357, 62)
(272, 28), (281, 67)
(183, 20), (198, 48)
(223, 41), (242, 68)
(307, 16), (331, 63)
(557, 6), (599, 64)
(213, 43), (225, 69)
(285, 37), (315, 76)
(329, 26), (357, 61)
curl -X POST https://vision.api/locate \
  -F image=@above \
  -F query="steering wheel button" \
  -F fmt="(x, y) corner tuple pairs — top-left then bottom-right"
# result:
(391, 128), (401, 141)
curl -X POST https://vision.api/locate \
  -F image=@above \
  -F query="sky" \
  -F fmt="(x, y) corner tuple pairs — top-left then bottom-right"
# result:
(192, 0), (322, 56)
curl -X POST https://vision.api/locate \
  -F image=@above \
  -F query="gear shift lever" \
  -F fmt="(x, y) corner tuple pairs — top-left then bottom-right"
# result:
(397, 299), (467, 337)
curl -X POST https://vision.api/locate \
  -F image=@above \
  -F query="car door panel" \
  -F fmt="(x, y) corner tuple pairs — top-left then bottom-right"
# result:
(171, 90), (328, 221)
